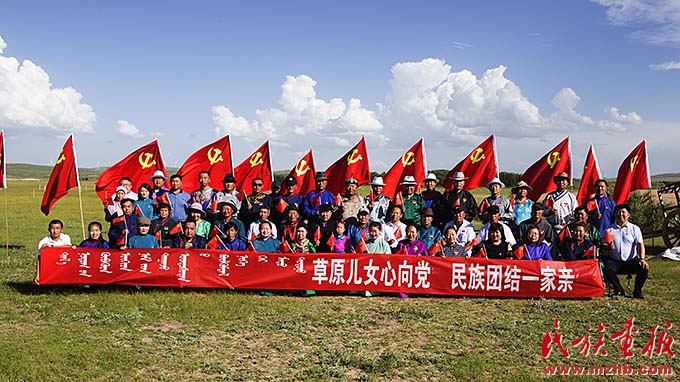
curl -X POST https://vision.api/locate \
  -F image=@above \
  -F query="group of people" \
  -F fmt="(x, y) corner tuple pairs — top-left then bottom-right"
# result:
(38, 168), (650, 298)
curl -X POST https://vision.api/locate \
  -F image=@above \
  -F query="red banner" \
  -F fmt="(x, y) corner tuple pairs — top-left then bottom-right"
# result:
(37, 247), (604, 298)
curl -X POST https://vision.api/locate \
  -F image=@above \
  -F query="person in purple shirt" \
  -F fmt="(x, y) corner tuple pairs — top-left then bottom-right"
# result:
(585, 179), (616, 236)
(396, 224), (429, 256)
(303, 172), (336, 219)
(516, 225), (552, 260)
(217, 222), (247, 251)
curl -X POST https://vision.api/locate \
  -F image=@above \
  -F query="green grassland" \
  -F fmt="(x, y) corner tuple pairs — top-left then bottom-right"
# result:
(0, 179), (678, 381)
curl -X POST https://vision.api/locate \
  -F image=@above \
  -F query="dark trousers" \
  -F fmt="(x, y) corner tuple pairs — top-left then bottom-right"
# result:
(604, 258), (648, 294)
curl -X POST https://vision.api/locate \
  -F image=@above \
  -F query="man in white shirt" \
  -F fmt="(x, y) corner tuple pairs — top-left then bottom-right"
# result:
(477, 206), (516, 246)
(542, 172), (577, 232)
(603, 204), (648, 299)
(38, 219), (72, 257)
(443, 206), (476, 255)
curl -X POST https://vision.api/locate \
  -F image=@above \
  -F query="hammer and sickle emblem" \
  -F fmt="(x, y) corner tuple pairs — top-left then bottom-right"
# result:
(469, 148), (485, 164)
(207, 147), (224, 166)
(401, 152), (416, 167)
(546, 152), (560, 169)
(347, 149), (363, 165)
(249, 152), (264, 167)
(138, 152), (156, 169)
(56, 152), (66, 165)
(630, 155), (639, 172)
(295, 159), (310, 177)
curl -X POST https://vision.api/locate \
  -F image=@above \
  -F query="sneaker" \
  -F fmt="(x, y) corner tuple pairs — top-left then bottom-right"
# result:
(633, 291), (644, 299)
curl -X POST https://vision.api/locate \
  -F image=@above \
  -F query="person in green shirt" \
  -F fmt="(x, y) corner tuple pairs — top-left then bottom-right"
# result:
(400, 176), (426, 226)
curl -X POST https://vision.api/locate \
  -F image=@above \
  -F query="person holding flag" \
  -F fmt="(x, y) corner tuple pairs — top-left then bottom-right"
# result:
(421, 173), (442, 209)
(515, 225), (552, 260)
(133, 184), (156, 219)
(366, 176), (391, 224)
(272, 176), (304, 225)
(396, 225), (428, 256)
(435, 172), (478, 227)
(215, 173), (243, 218)
(541, 172), (578, 234)
(431, 226), (466, 258)
(442, 206), (477, 257)
(399, 176), (426, 226)
(479, 178), (513, 225)
(246, 206), (278, 240)
(473, 223), (512, 259)
(212, 201), (246, 242)
(476, 206), (517, 246)
(417, 208), (442, 251)
(585, 179), (616, 236)
(279, 205), (304, 246)
(312, 204), (336, 252)
(365, 221), (391, 254)
(215, 222), (246, 251)
(291, 224), (316, 253)
(105, 198), (139, 249)
(150, 170), (168, 200)
(302, 172), (335, 219)
(191, 171), (218, 213)
(151, 203), (178, 248)
(559, 222), (595, 261)
(241, 177), (274, 228)
(338, 177), (367, 223)
(172, 218), (206, 249)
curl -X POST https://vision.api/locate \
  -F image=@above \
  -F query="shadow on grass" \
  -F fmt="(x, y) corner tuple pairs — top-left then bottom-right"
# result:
(5, 281), (270, 296)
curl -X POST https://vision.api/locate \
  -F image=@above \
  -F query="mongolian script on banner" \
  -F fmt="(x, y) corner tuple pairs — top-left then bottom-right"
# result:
(37, 248), (605, 298)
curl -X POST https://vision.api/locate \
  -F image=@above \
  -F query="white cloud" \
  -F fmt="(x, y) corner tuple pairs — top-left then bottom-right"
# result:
(0, 35), (96, 133)
(116, 120), (145, 139)
(650, 60), (680, 70)
(451, 41), (473, 49)
(593, 0), (680, 46)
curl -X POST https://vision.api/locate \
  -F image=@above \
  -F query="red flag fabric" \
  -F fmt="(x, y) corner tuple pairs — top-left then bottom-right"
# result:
(286, 149), (317, 195)
(428, 241), (442, 256)
(544, 195), (555, 210)
(558, 227), (571, 242)
(356, 238), (368, 254)
(208, 226), (220, 240)
(394, 228), (403, 240)
(276, 198), (288, 214)
(155, 231), (161, 242)
(177, 136), (232, 193)
(613, 140), (651, 205)
(313, 227), (321, 242)
(334, 193), (342, 205)
(396, 246), (408, 255)
(326, 235), (335, 249)
(476, 244), (488, 259)
(324, 136), (370, 195)
(479, 199), (490, 214)
(583, 246), (596, 260)
(586, 199), (599, 213)
(0, 130), (6, 189)
(246, 241), (256, 252)
(169, 223), (183, 235)
(41, 135), (80, 215)
(234, 141), (273, 195)
(209, 198), (219, 212)
(95, 140), (166, 205)
(134, 204), (143, 216)
(207, 236), (222, 250)
(520, 137), (571, 201)
(155, 193), (170, 206)
(443, 135), (498, 191)
(576, 145), (602, 205)
(279, 239), (292, 253)
(513, 245), (528, 260)
(382, 139), (427, 199)
(394, 192), (403, 206)
(603, 230), (614, 244)
(112, 215), (126, 225)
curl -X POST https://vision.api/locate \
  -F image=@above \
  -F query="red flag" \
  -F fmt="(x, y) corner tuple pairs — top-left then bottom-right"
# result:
(428, 241), (442, 256)
(544, 194), (555, 210)
(576, 145), (602, 206)
(234, 141), (272, 195)
(513, 244), (528, 260)
(334, 193), (342, 205)
(603, 230), (614, 244)
(209, 198), (219, 212)
(582, 246), (596, 260)
(134, 204), (143, 216)
(382, 138), (427, 199)
(443, 135), (499, 191)
(586, 199), (599, 213)
(208, 226), (220, 240)
(279, 239), (292, 253)
(396, 246), (408, 255)
(41, 135), (80, 215)
(116, 233), (127, 247)
(394, 192), (403, 206)
(0, 130), (6, 189)
(169, 222), (183, 235)
(452, 198), (460, 207)
(112, 215), (126, 225)
(95, 140), (166, 205)
(613, 141), (651, 205)
(327, 234), (335, 249)
(177, 136), (232, 193)
(558, 227), (571, 242)
(286, 149), (317, 195)
(313, 227), (321, 242)
(246, 240), (256, 252)
(394, 227), (403, 240)
(476, 244), (488, 259)
(155, 231), (161, 242)
(520, 137), (571, 201)
(325, 136), (370, 195)
(155, 193), (170, 206)
(207, 236), (222, 250)
(250, 232), (257, 241)
(276, 198), (288, 214)
(479, 198), (490, 214)
(356, 238), (368, 254)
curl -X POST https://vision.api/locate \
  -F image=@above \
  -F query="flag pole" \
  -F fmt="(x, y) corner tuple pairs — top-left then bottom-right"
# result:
(4, 189), (8, 256)
(72, 135), (86, 240)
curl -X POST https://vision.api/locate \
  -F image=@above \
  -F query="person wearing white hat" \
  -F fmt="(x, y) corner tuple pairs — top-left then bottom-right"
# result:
(436, 171), (478, 227)
(511, 181), (535, 225)
(421, 173), (442, 209)
(366, 176), (391, 223)
(400, 176), (426, 226)
(150, 170), (169, 200)
(479, 177), (514, 226)
(542, 171), (578, 233)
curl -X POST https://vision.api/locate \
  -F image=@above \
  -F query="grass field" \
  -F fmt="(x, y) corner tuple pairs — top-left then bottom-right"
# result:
(0, 179), (678, 381)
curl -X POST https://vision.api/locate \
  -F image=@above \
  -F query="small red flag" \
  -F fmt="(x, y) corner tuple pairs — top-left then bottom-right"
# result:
(327, 234), (336, 249)
(209, 198), (219, 212)
(234, 141), (273, 195)
(544, 195), (555, 210)
(479, 198), (490, 213)
(246, 240), (256, 252)
(382, 138), (427, 199)
(169, 222), (183, 235)
(279, 239), (292, 253)
(513, 244), (528, 260)
(356, 238), (368, 254)
(155, 193), (170, 206)
(313, 227), (321, 242)
(95, 140), (166, 206)
(558, 227), (571, 242)
(452, 198), (460, 207)
(276, 198), (288, 214)
(520, 137), (571, 201)
(286, 149), (317, 195)
(443, 134), (498, 191)
(41, 135), (80, 215)
(134, 204), (143, 216)
(476, 244), (487, 259)
(208, 225), (220, 240)
(582, 246), (596, 260)
(394, 227), (403, 240)
(116, 233), (127, 247)
(250, 232), (257, 241)
(613, 140), (651, 205)
(0, 130), (6, 189)
(428, 241), (442, 256)
(112, 215), (126, 225)
(334, 193), (342, 205)
(576, 145), (602, 205)
(155, 231), (161, 242)
(396, 246), (408, 255)
(177, 136), (233, 193)
(586, 199), (599, 213)
(325, 136), (370, 195)
(603, 230), (614, 244)
(207, 236), (222, 250)
(369, 189), (375, 203)
(394, 192), (403, 206)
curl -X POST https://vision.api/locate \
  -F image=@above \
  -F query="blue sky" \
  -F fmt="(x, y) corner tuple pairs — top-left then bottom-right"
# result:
(0, 0), (678, 176)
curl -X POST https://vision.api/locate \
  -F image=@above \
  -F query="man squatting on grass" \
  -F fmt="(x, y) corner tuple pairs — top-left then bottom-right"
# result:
(41, 170), (649, 298)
